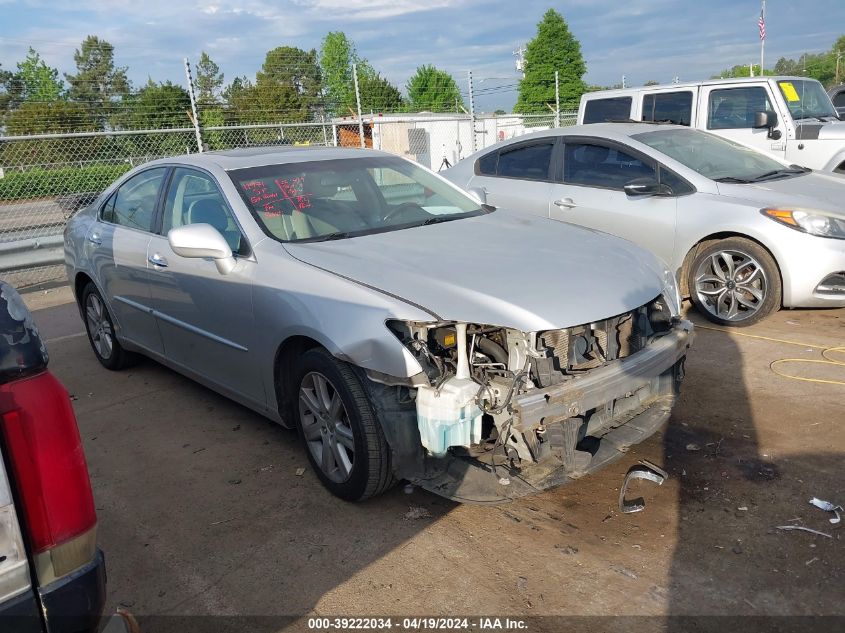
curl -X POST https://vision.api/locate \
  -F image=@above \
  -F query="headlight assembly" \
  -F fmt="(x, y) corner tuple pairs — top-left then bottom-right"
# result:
(762, 208), (845, 240)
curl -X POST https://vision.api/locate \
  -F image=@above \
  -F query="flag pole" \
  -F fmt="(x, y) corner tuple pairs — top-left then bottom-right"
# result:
(760, 0), (766, 74)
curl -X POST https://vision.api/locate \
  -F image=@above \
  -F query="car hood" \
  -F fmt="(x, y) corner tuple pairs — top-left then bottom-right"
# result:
(716, 171), (845, 214)
(283, 211), (668, 332)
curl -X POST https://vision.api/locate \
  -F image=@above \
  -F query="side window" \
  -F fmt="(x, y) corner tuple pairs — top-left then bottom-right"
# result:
(659, 167), (694, 196)
(583, 97), (632, 123)
(476, 151), (498, 175)
(833, 92), (845, 108)
(563, 142), (655, 189)
(100, 192), (116, 224)
(162, 167), (245, 254)
(496, 143), (554, 181)
(708, 87), (773, 130)
(108, 168), (166, 232)
(642, 91), (693, 125)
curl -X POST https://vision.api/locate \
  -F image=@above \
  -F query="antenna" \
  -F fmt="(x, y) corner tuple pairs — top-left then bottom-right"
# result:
(513, 45), (526, 78)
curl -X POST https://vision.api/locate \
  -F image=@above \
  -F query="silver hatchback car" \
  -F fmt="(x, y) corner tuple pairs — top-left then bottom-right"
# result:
(444, 123), (845, 326)
(65, 147), (692, 503)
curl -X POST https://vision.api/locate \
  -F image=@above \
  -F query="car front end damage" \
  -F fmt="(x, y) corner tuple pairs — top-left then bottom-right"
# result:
(367, 296), (693, 503)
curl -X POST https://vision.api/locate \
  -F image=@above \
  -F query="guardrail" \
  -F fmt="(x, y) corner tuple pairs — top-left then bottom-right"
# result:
(0, 235), (64, 274)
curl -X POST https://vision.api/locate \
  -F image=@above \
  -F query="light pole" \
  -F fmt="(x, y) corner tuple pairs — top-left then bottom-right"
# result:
(836, 50), (843, 84)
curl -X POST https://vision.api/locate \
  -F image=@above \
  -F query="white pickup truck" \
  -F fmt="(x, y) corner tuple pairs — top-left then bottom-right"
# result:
(578, 76), (845, 174)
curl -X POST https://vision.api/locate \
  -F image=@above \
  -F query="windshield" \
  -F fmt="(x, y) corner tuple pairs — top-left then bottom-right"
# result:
(633, 128), (807, 182)
(230, 155), (485, 242)
(776, 79), (838, 120)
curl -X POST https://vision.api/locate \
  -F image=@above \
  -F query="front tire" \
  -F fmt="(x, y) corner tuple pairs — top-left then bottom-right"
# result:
(689, 238), (781, 327)
(293, 348), (393, 501)
(81, 283), (138, 370)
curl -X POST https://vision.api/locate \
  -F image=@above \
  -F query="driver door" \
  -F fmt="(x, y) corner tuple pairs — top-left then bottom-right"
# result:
(549, 139), (677, 266)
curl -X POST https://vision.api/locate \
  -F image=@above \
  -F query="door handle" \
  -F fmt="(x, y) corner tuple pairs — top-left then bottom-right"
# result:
(87, 232), (102, 246)
(554, 198), (577, 209)
(148, 253), (168, 268)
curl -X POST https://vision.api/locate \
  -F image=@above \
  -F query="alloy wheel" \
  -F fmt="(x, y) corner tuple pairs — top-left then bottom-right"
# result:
(694, 250), (767, 323)
(298, 371), (355, 483)
(85, 293), (114, 359)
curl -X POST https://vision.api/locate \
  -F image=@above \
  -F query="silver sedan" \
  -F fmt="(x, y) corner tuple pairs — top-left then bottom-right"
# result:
(444, 123), (845, 326)
(65, 147), (691, 502)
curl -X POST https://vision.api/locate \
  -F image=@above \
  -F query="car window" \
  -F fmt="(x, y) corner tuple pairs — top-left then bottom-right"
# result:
(642, 91), (693, 125)
(104, 168), (166, 232)
(834, 92), (845, 108)
(563, 142), (655, 189)
(583, 97), (632, 123)
(230, 156), (484, 242)
(495, 143), (554, 181)
(162, 167), (245, 254)
(476, 151), (498, 175)
(708, 87), (773, 130)
(659, 167), (694, 195)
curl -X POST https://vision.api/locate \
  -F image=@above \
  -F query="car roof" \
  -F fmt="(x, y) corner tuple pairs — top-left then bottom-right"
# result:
(580, 75), (813, 99)
(145, 145), (397, 171)
(482, 122), (690, 146)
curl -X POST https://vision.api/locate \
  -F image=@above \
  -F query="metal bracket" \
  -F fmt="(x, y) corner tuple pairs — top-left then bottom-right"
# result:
(618, 460), (668, 514)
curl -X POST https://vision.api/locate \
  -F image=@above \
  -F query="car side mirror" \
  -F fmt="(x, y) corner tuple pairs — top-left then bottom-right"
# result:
(754, 110), (781, 139)
(467, 187), (487, 206)
(624, 177), (670, 197)
(168, 223), (236, 275)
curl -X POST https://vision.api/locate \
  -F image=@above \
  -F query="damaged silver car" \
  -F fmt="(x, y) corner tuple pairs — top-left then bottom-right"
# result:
(64, 147), (693, 502)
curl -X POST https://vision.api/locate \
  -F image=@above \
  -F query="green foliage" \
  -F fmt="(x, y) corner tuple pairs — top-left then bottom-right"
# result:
(515, 9), (586, 113)
(195, 52), (224, 104)
(5, 101), (96, 135)
(359, 73), (403, 112)
(64, 36), (129, 128)
(644, 80), (660, 86)
(319, 31), (375, 115)
(712, 64), (774, 79)
(125, 80), (191, 129)
(16, 48), (64, 102)
(0, 164), (130, 201)
(258, 47), (321, 109)
(406, 65), (464, 112)
(199, 107), (226, 149)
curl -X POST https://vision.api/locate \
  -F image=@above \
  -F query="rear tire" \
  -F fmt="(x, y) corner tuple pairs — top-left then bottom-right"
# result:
(688, 238), (781, 327)
(81, 283), (138, 370)
(293, 348), (393, 501)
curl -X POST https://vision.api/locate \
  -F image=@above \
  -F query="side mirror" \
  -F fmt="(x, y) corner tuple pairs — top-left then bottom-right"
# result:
(624, 177), (670, 197)
(467, 187), (487, 206)
(754, 110), (781, 139)
(168, 223), (236, 275)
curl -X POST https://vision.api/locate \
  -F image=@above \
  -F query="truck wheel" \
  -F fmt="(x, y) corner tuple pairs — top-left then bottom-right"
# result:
(689, 238), (781, 327)
(294, 348), (394, 501)
(81, 283), (138, 370)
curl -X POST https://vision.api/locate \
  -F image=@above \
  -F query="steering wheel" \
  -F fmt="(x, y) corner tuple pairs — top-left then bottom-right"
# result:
(382, 201), (425, 222)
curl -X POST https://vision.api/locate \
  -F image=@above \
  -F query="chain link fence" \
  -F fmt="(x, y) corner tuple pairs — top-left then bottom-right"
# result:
(0, 105), (578, 288)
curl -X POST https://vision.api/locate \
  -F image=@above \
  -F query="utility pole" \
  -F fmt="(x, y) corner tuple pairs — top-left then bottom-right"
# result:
(554, 71), (560, 128)
(836, 50), (843, 84)
(183, 57), (204, 153)
(622, 75), (626, 89)
(749, 63), (755, 77)
(352, 63), (365, 149)
(513, 45), (526, 78)
(759, 0), (766, 74)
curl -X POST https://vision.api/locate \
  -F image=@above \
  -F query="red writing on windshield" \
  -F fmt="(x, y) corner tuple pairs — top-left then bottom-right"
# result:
(240, 178), (310, 217)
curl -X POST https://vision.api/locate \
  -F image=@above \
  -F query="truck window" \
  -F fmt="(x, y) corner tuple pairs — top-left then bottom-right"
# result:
(708, 87), (773, 129)
(776, 79), (839, 120)
(583, 97), (632, 123)
(642, 91), (693, 125)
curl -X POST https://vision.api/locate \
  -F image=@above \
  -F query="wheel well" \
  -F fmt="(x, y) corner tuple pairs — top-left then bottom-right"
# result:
(679, 232), (782, 297)
(273, 335), (323, 423)
(74, 272), (94, 305)
(835, 160), (845, 174)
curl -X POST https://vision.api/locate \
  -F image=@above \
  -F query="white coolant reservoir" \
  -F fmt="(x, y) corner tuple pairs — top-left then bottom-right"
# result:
(415, 323), (483, 457)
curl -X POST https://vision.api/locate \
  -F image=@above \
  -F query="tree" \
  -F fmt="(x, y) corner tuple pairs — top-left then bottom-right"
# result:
(515, 9), (586, 113)
(16, 48), (63, 102)
(360, 73), (403, 112)
(64, 36), (129, 128)
(712, 63), (773, 79)
(127, 80), (191, 129)
(5, 101), (94, 134)
(195, 51), (224, 104)
(257, 46), (321, 113)
(644, 79), (660, 86)
(319, 31), (373, 115)
(406, 65), (464, 112)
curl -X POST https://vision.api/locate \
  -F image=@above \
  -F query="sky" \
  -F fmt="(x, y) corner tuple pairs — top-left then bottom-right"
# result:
(0, 0), (843, 112)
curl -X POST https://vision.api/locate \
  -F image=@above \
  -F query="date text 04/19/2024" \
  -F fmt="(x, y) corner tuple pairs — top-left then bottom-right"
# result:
(307, 618), (529, 630)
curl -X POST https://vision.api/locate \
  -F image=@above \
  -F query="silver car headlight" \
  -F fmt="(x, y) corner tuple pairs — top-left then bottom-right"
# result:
(762, 208), (845, 240)
(662, 268), (682, 317)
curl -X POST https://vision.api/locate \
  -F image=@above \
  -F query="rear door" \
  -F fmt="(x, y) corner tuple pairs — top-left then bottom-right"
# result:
(468, 138), (557, 217)
(145, 167), (263, 404)
(88, 167), (167, 355)
(548, 138), (678, 265)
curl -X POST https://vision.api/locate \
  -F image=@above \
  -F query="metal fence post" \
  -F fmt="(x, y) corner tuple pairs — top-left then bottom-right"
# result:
(183, 58), (204, 153)
(554, 71), (560, 128)
(467, 70), (477, 153)
(352, 63), (365, 149)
